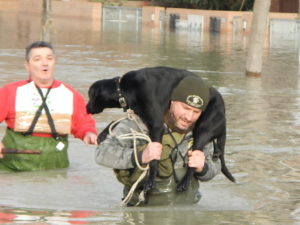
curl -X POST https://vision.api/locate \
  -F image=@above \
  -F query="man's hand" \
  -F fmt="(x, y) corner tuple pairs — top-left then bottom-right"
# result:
(142, 142), (162, 164)
(0, 142), (4, 158)
(188, 150), (205, 173)
(83, 132), (98, 145)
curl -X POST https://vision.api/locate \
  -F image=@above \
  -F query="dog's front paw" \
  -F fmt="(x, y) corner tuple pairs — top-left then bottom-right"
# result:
(143, 178), (155, 193)
(176, 167), (195, 192)
(176, 180), (188, 192)
(143, 160), (158, 192)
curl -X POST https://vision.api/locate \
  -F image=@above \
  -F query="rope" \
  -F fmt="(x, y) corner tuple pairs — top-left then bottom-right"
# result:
(109, 109), (151, 206)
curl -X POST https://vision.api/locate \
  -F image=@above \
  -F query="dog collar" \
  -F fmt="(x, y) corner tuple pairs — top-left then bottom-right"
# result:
(115, 76), (128, 112)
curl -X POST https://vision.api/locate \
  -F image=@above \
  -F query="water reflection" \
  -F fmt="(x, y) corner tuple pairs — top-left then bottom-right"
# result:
(0, 1), (300, 224)
(1, 206), (299, 225)
(0, 207), (118, 224)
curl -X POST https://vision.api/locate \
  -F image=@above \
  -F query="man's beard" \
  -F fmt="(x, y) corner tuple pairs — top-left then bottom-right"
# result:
(164, 110), (195, 134)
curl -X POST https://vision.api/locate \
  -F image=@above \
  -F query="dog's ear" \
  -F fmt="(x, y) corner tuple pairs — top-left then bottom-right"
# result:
(86, 81), (101, 114)
(86, 78), (123, 114)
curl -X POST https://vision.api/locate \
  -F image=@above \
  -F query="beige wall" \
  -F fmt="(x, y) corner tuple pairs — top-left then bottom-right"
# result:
(51, 1), (101, 20)
(142, 6), (298, 33)
(0, 0), (101, 20)
(0, 0), (19, 12)
(123, 0), (149, 7)
(142, 7), (253, 33)
(0, 0), (103, 44)
(142, 6), (165, 27)
(0, 0), (298, 34)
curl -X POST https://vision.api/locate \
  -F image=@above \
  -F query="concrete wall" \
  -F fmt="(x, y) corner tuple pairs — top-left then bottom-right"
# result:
(0, 0), (19, 12)
(0, 0), (101, 20)
(51, 0), (101, 20)
(122, 0), (149, 7)
(142, 6), (165, 27)
(142, 6), (298, 34)
(166, 8), (252, 33)
(0, 0), (298, 34)
(0, 0), (103, 45)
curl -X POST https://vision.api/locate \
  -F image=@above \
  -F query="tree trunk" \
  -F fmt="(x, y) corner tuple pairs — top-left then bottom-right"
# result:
(245, 0), (271, 77)
(41, 0), (52, 42)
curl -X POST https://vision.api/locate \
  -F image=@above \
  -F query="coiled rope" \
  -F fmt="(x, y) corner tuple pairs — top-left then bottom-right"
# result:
(108, 109), (151, 206)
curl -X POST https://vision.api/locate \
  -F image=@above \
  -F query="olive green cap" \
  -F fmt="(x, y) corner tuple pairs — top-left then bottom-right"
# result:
(171, 76), (210, 111)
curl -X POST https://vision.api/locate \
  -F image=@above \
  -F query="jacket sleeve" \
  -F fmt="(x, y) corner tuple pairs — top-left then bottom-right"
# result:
(0, 85), (8, 123)
(195, 142), (221, 181)
(69, 87), (97, 140)
(95, 118), (148, 169)
(0, 83), (15, 126)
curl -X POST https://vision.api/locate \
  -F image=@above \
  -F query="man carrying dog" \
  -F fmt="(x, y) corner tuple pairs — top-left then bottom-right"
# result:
(0, 41), (97, 171)
(95, 76), (221, 206)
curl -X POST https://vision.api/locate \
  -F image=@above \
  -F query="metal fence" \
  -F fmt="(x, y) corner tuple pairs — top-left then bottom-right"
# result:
(101, 6), (300, 51)
(102, 6), (142, 32)
(270, 19), (300, 49)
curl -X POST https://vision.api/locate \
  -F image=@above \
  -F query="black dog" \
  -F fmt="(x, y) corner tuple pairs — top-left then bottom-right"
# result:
(87, 66), (235, 192)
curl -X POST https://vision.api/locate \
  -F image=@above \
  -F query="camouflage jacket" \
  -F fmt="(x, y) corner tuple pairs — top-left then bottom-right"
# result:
(95, 114), (221, 205)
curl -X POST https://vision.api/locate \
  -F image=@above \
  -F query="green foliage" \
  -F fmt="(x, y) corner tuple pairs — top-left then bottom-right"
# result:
(89, 0), (254, 10)
(151, 0), (254, 11)
(89, 0), (125, 6)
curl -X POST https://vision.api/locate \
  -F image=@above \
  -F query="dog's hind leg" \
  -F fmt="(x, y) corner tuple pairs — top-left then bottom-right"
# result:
(215, 133), (236, 182)
(177, 129), (235, 192)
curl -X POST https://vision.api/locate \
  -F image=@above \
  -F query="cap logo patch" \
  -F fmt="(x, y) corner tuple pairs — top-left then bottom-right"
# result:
(186, 95), (204, 108)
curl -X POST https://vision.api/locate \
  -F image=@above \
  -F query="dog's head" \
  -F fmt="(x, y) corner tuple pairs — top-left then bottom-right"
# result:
(86, 78), (121, 114)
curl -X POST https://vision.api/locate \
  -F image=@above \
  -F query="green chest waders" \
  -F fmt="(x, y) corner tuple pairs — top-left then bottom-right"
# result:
(123, 167), (201, 206)
(0, 85), (69, 171)
(121, 131), (201, 206)
(1, 129), (69, 171)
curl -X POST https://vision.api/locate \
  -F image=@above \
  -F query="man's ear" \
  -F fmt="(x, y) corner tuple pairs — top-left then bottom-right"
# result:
(168, 100), (172, 109)
(24, 61), (29, 72)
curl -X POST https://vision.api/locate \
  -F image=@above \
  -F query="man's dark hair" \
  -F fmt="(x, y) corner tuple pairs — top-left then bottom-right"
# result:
(25, 41), (54, 61)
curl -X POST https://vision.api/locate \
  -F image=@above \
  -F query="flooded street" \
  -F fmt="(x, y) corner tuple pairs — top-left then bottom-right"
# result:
(0, 4), (300, 224)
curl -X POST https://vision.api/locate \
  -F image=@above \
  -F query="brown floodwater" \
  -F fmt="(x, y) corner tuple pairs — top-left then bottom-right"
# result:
(0, 5), (300, 225)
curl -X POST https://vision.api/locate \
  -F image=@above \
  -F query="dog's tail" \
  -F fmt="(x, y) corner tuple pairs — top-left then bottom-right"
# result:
(214, 134), (235, 183)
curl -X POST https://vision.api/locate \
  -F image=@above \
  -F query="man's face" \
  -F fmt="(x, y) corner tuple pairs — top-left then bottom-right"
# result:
(25, 47), (55, 86)
(168, 101), (202, 132)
